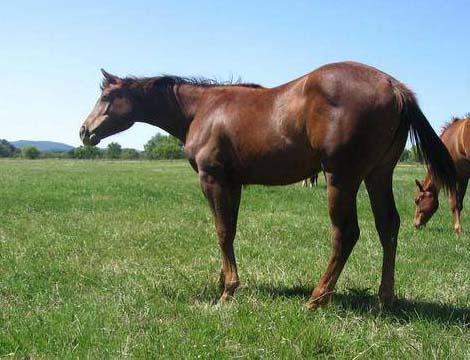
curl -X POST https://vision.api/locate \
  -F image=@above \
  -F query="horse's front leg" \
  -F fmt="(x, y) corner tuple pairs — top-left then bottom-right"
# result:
(199, 171), (242, 301)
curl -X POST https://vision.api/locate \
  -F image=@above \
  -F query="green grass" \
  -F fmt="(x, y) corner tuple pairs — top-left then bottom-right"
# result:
(0, 159), (468, 359)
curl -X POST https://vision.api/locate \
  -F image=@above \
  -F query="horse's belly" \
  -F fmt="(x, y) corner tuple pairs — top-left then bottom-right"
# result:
(235, 149), (321, 185)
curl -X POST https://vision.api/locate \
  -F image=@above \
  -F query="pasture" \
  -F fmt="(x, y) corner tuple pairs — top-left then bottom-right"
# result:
(0, 159), (468, 358)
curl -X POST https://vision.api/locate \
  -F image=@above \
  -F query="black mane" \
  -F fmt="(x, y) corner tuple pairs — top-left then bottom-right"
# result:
(102, 75), (263, 91)
(165, 75), (262, 88)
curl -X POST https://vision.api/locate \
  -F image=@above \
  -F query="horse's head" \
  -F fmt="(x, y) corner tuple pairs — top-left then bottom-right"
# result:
(413, 179), (439, 229)
(80, 69), (135, 146)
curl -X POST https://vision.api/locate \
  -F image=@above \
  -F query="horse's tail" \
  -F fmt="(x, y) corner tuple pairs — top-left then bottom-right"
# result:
(393, 82), (456, 192)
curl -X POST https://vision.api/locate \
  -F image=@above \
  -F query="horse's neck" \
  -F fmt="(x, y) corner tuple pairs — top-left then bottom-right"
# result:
(140, 84), (206, 143)
(175, 84), (206, 122)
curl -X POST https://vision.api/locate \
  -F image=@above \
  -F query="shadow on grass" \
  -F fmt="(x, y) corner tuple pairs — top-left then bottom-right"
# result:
(255, 284), (470, 326)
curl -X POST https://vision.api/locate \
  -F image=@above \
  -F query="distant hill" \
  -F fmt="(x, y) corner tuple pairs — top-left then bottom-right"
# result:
(11, 140), (75, 152)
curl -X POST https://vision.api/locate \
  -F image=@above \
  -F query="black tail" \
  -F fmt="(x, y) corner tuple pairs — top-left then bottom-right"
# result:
(394, 83), (456, 192)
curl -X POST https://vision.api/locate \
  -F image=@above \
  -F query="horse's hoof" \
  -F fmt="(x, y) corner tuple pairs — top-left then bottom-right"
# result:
(218, 281), (239, 303)
(378, 294), (394, 309)
(218, 291), (236, 304)
(306, 293), (331, 310)
(306, 300), (320, 310)
(219, 293), (230, 302)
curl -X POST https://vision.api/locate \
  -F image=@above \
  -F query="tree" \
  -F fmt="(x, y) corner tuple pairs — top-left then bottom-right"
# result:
(106, 142), (122, 159)
(0, 139), (16, 157)
(409, 145), (422, 163)
(121, 148), (140, 160)
(400, 148), (411, 162)
(144, 134), (185, 160)
(21, 146), (40, 159)
(399, 145), (423, 163)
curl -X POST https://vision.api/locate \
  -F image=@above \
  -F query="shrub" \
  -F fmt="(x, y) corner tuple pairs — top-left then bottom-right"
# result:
(72, 146), (102, 159)
(121, 148), (140, 160)
(106, 142), (122, 159)
(38, 151), (70, 159)
(144, 134), (185, 160)
(21, 146), (40, 159)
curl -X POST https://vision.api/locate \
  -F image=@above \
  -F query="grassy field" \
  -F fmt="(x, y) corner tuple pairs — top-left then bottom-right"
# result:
(0, 159), (468, 358)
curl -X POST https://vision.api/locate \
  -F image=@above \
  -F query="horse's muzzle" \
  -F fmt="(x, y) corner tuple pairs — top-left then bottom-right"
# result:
(414, 221), (424, 230)
(80, 126), (100, 146)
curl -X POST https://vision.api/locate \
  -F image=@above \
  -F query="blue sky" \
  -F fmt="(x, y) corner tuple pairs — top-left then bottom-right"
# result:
(1, 1), (469, 149)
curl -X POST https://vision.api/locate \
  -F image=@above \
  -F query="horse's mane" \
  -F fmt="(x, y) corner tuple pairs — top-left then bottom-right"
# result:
(102, 75), (263, 92)
(441, 113), (470, 135)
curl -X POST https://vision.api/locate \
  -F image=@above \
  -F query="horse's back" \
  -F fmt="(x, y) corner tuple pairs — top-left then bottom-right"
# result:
(442, 119), (470, 176)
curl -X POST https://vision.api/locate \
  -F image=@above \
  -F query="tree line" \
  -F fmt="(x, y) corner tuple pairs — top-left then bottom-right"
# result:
(2, 135), (422, 162)
(399, 145), (423, 163)
(0, 134), (185, 160)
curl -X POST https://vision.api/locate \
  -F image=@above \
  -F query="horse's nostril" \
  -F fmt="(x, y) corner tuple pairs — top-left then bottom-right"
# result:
(80, 126), (88, 139)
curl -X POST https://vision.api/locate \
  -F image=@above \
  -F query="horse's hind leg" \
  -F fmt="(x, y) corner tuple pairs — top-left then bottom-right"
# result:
(199, 171), (242, 301)
(307, 175), (361, 309)
(450, 178), (468, 234)
(365, 169), (400, 307)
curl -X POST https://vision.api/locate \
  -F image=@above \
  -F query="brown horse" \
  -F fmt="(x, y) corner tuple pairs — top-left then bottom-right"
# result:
(302, 173), (319, 187)
(80, 62), (456, 308)
(302, 168), (327, 187)
(414, 115), (470, 233)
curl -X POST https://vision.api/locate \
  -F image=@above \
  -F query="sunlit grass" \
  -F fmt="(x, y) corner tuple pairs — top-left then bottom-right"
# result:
(0, 159), (468, 358)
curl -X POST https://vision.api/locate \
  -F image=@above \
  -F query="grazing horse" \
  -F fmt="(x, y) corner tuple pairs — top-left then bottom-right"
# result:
(302, 173), (319, 187)
(302, 168), (326, 187)
(302, 171), (319, 188)
(414, 115), (470, 233)
(80, 62), (456, 308)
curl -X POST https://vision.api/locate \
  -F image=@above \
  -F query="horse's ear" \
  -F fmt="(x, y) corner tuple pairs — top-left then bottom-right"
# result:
(101, 68), (120, 84)
(415, 179), (424, 192)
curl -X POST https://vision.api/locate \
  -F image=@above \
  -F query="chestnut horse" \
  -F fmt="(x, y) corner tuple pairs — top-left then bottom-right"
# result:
(414, 115), (470, 233)
(302, 168), (326, 187)
(302, 173), (319, 187)
(80, 62), (456, 308)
